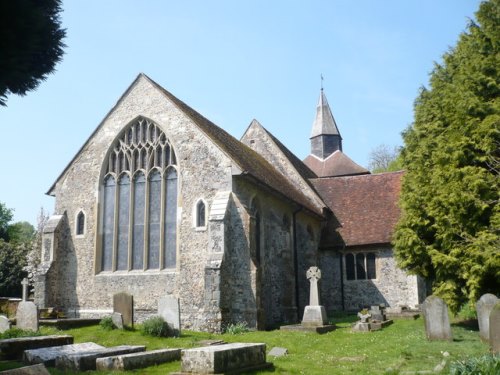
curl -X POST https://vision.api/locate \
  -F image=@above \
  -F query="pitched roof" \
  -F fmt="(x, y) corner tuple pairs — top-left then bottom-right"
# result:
(304, 150), (370, 177)
(312, 171), (403, 246)
(310, 89), (341, 138)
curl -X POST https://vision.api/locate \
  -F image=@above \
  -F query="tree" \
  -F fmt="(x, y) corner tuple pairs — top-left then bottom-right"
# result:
(0, 0), (66, 106)
(394, 0), (500, 312)
(7, 221), (35, 244)
(0, 240), (29, 297)
(367, 144), (403, 173)
(0, 202), (13, 241)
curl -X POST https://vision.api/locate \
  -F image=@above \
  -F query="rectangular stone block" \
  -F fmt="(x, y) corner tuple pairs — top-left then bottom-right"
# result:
(181, 343), (269, 374)
(23, 342), (104, 366)
(0, 335), (73, 360)
(55, 345), (145, 371)
(96, 348), (181, 370)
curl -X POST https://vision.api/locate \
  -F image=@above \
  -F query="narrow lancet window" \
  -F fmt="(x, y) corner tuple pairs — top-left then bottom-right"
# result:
(76, 211), (85, 235)
(102, 176), (116, 271)
(196, 200), (206, 228)
(164, 167), (177, 268)
(356, 253), (366, 279)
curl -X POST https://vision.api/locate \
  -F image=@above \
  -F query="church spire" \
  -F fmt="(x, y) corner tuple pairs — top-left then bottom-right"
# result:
(310, 88), (342, 159)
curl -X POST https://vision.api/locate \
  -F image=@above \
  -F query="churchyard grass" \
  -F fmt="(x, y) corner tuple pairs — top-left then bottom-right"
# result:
(0, 314), (490, 374)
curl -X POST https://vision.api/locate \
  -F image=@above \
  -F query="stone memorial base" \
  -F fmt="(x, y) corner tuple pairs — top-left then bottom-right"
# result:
(280, 305), (335, 334)
(370, 320), (393, 331)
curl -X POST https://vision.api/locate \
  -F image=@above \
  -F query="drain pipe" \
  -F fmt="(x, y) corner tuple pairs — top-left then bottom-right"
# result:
(292, 207), (302, 321)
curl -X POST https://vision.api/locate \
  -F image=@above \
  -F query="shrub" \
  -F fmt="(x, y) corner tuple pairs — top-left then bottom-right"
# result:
(455, 301), (477, 321)
(140, 316), (170, 337)
(449, 355), (500, 375)
(99, 316), (116, 331)
(0, 328), (40, 339)
(224, 321), (249, 335)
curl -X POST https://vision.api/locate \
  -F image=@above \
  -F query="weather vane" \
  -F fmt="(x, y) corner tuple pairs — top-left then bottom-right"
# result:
(320, 74), (324, 90)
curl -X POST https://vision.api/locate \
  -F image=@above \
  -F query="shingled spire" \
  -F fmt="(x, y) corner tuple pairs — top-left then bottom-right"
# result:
(310, 89), (342, 159)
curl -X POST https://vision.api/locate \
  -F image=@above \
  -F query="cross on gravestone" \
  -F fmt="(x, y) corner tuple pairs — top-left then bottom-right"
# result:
(22, 278), (29, 301)
(306, 266), (321, 306)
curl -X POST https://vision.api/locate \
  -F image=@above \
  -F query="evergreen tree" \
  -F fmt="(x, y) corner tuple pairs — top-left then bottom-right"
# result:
(394, 0), (500, 312)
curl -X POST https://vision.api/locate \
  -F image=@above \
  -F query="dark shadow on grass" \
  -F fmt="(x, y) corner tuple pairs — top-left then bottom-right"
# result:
(452, 319), (479, 331)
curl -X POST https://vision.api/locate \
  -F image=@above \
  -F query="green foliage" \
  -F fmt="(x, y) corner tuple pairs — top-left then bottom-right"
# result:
(455, 301), (477, 321)
(140, 316), (170, 337)
(0, 240), (29, 297)
(0, 202), (14, 241)
(99, 316), (116, 331)
(0, 328), (40, 339)
(394, 0), (500, 312)
(224, 321), (250, 335)
(449, 354), (500, 375)
(7, 221), (35, 244)
(0, 0), (66, 106)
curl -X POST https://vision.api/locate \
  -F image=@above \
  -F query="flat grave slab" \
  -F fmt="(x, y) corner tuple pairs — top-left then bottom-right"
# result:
(23, 342), (104, 366)
(96, 348), (181, 371)
(55, 345), (145, 371)
(0, 335), (73, 360)
(39, 318), (101, 330)
(0, 363), (50, 375)
(176, 343), (271, 374)
(280, 324), (335, 334)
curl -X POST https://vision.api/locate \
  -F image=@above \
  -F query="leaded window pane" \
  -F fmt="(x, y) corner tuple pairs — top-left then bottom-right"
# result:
(367, 253), (376, 279)
(102, 176), (115, 271)
(148, 170), (161, 269)
(345, 253), (355, 280)
(164, 168), (177, 268)
(356, 253), (366, 279)
(132, 172), (145, 270)
(117, 175), (130, 270)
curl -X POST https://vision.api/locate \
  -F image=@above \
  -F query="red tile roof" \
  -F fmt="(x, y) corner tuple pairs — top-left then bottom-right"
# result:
(304, 151), (369, 177)
(312, 171), (403, 246)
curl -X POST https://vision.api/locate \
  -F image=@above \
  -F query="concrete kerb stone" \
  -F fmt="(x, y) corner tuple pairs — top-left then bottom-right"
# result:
(55, 345), (145, 371)
(96, 348), (181, 371)
(0, 335), (73, 360)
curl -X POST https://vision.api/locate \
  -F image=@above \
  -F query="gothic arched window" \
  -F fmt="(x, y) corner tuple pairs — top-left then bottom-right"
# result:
(100, 117), (178, 272)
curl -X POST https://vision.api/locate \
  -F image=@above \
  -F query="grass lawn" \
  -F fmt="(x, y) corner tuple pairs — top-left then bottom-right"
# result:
(0, 314), (490, 374)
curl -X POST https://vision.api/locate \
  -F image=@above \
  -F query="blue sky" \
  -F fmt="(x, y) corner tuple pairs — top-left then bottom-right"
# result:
(0, 0), (482, 224)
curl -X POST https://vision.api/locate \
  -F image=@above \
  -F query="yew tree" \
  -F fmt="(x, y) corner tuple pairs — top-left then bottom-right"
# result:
(394, 0), (499, 312)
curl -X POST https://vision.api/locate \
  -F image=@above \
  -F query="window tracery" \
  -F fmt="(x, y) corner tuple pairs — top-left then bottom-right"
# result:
(100, 117), (177, 272)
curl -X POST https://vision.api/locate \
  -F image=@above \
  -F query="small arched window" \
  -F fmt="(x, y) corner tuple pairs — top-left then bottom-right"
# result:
(76, 211), (85, 235)
(196, 200), (206, 228)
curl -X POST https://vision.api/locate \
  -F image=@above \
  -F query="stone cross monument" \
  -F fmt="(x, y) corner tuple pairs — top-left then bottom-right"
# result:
(21, 278), (29, 301)
(306, 266), (321, 306)
(301, 266), (328, 327)
(16, 278), (39, 331)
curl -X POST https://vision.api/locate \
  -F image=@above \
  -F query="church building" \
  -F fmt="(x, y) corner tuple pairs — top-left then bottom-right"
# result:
(35, 74), (424, 332)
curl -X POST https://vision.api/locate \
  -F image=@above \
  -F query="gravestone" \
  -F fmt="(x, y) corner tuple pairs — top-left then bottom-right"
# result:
(96, 348), (181, 371)
(23, 342), (105, 366)
(16, 304), (38, 332)
(113, 292), (133, 327)
(352, 311), (371, 332)
(111, 312), (124, 330)
(422, 295), (452, 341)
(369, 305), (387, 322)
(301, 266), (327, 326)
(0, 315), (10, 333)
(158, 295), (181, 336)
(489, 301), (500, 354)
(0, 363), (51, 375)
(476, 293), (498, 341)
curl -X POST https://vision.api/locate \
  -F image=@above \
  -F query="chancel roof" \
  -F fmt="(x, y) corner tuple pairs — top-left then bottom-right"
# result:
(304, 150), (369, 178)
(312, 171), (403, 246)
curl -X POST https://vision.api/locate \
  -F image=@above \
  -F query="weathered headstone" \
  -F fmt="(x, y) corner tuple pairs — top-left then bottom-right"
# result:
(422, 295), (452, 341)
(489, 301), (500, 354)
(0, 315), (11, 333)
(369, 305), (387, 322)
(158, 295), (181, 336)
(111, 312), (124, 330)
(96, 348), (181, 371)
(113, 292), (133, 327)
(268, 347), (288, 357)
(476, 293), (498, 341)
(16, 302), (38, 332)
(301, 266), (327, 326)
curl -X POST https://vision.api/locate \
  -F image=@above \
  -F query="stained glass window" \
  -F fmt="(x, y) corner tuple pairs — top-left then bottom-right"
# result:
(100, 118), (177, 272)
